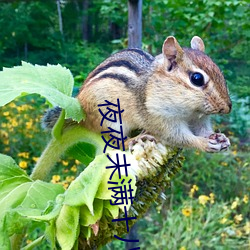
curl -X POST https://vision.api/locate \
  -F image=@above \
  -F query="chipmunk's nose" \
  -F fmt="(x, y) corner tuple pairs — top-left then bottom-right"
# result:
(219, 101), (232, 114)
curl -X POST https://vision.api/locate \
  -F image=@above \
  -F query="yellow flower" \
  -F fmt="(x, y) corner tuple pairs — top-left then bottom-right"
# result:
(11, 119), (18, 127)
(75, 159), (81, 165)
(18, 152), (30, 159)
(231, 198), (240, 209)
(32, 157), (39, 162)
(62, 160), (69, 166)
(234, 214), (243, 224)
(198, 195), (210, 206)
(209, 193), (215, 204)
(17, 105), (30, 112)
(9, 102), (16, 108)
(51, 175), (61, 183)
(3, 111), (9, 116)
(232, 150), (237, 156)
(0, 130), (8, 138)
(179, 247), (186, 250)
(244, 221), (250, 234)
(182, 207), (192, 217)
(70, 165), (77, 172)
(221, 162), (228, 167)
(3, 138), (9, 145)
(63, 182), (69, 189)
(26, 121), (33, 129)
(66, 176), (75, 182)
(243, 195), (248, 204)
(19, 161), (28, 169)
(189, 184), (199, 197)
(220, 217), (228, 224)
(26, 239), (32, 244)
(194, 238), (201, 247)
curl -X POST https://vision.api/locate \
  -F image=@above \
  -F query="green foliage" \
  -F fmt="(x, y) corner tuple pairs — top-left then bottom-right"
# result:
(138, 196), (249, 249)
(66, 142), (96, 166)
(177, 147), (249, 203)
(61, 42), (110, 86)
(0, 62), (84, 121)
(0, 154), (64, 249)
(214, 97), (250, 139)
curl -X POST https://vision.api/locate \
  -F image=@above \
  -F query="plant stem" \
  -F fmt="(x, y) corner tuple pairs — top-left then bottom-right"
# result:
(30, 126), (104, 181)
(10, 232), (25, 250)
(11, 126), (104, 249)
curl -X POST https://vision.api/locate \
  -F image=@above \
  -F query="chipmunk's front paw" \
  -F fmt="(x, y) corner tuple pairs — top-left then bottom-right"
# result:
(128, 134), (156, 152)
(206, 133), (230, 152)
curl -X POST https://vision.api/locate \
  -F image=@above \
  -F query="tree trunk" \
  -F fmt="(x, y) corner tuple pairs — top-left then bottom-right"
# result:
(82, 0), (89, 41)
(56, 0), (63, 36)
(125, 223), (139, 250)
(128, 0), (142, 49)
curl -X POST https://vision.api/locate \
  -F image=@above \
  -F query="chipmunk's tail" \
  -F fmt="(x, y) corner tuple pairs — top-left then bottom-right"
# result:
(41, 106), (62, 130)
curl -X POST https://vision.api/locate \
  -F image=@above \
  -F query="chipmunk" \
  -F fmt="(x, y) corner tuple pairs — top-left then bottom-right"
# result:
(44, 36), (232, 153)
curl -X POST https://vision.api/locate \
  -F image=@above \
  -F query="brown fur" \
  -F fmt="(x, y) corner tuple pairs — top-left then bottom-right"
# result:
(77, 36), (232, 152)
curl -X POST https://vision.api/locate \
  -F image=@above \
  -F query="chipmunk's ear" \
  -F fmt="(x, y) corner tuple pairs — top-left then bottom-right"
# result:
(191, 36), (205, 52)
(162, 36), (184, 63)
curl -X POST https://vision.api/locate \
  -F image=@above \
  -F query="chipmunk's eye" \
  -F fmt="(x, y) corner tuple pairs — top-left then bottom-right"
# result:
(190, 72), (204, 87)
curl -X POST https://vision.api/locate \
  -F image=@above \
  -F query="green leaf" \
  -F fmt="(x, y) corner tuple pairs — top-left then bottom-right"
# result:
(56, 205), (80, 250)
(0, 154), (65, 243)
(45, 220), (56, 249)
(3, 210), (31, 237)
(96, 170), (136, 211)
(64, 154), (109, 213)
(0, 176), (31, 201)
(79, 199), (103, 226)
(103, 200), (119, 219)
(0, 182), (33, 217)
(0, 62), (85, 122)
(0, 183), (33, 247)
(20, 181), (64, 213)
(64, 151), (137, 213)
(26, 200), (63, 222)
(0, 154), (30, 181)
(66, 142), (96, 166)
(0, 231), (10, 250)
(80, 226), (92, 240)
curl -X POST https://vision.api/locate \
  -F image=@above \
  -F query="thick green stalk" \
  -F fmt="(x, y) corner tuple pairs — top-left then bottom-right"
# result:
(12, 126), (104, 249)
(30, 126), (104, 181)
(10, 233), (24, 250)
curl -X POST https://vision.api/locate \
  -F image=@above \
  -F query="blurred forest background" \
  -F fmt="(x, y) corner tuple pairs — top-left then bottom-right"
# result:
(0, 0), (249, 249)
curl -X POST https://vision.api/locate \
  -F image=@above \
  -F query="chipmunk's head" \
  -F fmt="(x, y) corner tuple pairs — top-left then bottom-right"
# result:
(155, 36), (232, 115)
